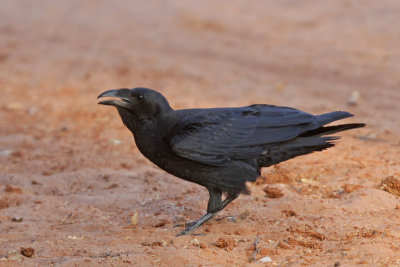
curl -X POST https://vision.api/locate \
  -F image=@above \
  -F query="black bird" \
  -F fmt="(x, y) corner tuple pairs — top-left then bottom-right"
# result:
(97, 87), (365, 236)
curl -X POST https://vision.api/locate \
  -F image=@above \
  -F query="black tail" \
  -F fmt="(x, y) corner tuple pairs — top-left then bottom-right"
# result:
(300, 123), (365, 137)
(258, 120), (365, 168)
(314, 111), (354, 125)
(258, 136), (337, 168)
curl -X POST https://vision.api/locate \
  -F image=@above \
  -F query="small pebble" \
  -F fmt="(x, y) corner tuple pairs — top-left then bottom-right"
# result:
(0, 150), (12, 156)
(5, 102), (23, 111)
(28, 106), (38, 115)
(199, 243), (207, 249)
(257, 256), (272, 263)
(277, 241), (290, 249)
(11, 217), (23, 222)
(109, 139), (122, 145)
(347, 90), (360, 106)
(130, 212), (139, 226)
(190, 238), (200, 246)
(20, 247), (34, 257)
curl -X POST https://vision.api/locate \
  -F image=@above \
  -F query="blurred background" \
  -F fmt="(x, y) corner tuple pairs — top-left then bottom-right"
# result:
(1, 0), (399, 112)
(1, 0), (400, 265)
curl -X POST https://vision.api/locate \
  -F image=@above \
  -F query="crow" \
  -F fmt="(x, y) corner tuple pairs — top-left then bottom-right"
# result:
(97, 87), (365, 236)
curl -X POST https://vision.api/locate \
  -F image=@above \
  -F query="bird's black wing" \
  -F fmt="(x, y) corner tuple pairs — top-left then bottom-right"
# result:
(166, 105), (352, 166)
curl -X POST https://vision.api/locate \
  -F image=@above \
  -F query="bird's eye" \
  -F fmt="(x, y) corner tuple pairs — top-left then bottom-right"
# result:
(136, 94), (144, 101)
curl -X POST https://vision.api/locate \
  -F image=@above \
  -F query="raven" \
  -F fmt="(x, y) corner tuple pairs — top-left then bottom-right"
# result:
(98, 87), (364, 236)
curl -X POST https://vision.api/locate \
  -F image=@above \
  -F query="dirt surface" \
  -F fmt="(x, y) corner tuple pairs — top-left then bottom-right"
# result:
(1, 0), (400, 266)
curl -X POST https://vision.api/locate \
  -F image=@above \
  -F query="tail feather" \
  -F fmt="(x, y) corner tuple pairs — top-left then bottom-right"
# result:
(300, 123), (365, 137)
(258, 136), (336, 167)
(258, 121), (365, 168)
(314, 111), (354, 125)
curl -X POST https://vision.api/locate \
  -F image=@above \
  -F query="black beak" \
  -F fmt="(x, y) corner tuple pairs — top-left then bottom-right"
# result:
(97, 89), (132, 107)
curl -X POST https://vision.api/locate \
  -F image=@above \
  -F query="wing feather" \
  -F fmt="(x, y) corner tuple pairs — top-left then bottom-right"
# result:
(167, 105), (319, 166)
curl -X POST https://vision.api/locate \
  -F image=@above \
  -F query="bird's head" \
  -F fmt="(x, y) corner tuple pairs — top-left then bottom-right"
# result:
(97, 87), (173, 118)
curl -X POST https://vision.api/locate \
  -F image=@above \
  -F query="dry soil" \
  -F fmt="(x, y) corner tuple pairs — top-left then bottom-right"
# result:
(1, 1), (400, 266)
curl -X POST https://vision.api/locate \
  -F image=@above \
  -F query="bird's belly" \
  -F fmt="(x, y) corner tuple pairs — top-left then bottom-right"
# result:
(134, 139), (205, 181)
(148, 149), (217, 185)
(135, 138), (258, 193)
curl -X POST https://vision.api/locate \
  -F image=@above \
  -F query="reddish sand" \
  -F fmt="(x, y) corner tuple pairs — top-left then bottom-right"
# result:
(1, 1), (400, 266)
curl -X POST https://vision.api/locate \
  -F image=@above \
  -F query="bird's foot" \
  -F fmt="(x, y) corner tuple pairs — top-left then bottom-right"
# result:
(176, 226), (196, 236)
(215, 215), (237, 223)
(176, 194), (239, 236)
(176, 212), (218, 236)
(173, 221), (196, 228)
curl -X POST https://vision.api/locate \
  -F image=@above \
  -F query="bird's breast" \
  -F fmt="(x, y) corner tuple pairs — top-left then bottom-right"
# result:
(132, 132), (210, 183)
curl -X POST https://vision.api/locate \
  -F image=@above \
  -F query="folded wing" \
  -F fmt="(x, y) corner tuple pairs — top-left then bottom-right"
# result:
(166, 105), (352, 166)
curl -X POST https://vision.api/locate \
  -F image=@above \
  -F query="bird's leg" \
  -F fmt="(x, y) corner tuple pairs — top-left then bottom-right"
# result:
(207, 187), (223, 213)
(174, 188), (221, 228)
(177, 190), (238, 236)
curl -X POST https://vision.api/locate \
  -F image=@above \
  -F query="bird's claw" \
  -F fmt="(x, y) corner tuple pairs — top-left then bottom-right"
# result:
(215, 215), (237, 223)
(176, 229), (190, 236)
(173, 221), (196, 228)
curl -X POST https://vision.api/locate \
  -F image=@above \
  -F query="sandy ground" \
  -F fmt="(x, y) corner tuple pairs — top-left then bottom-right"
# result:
(1, 0), (400, 266)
